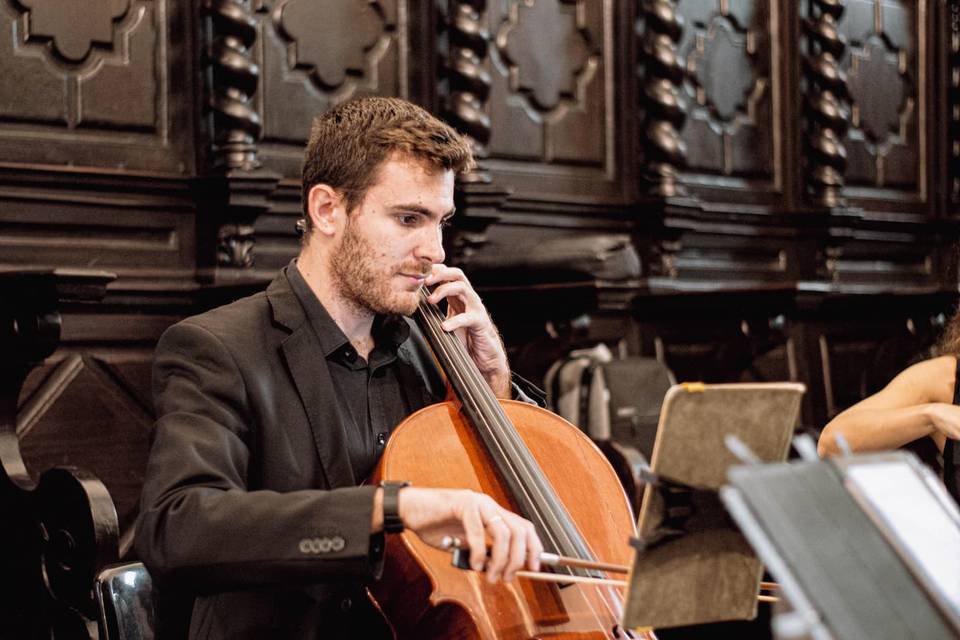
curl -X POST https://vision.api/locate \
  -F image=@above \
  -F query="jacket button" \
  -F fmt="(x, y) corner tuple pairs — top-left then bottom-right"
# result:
(331, 536), (345, 551)
(318, 537), (332, 552)
(340, 596), (352, 612)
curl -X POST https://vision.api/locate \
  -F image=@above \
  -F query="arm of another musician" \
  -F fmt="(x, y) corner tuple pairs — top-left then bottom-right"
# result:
(818, 355), (959, 457)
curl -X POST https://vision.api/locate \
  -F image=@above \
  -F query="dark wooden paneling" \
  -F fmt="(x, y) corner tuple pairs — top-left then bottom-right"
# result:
(485, 0), (627, 203)
(839, 0), (932, 215)
(255, 0), (429, 178)
(18, 351), (154, 536)
(0, 166), (196, 280)
(940, 0), (960, 215)
(677, 0), (785, 205)
(0, 0), (194, 174)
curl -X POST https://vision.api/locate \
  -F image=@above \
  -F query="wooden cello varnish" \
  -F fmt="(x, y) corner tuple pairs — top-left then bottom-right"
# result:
(369, 291), (656, 639)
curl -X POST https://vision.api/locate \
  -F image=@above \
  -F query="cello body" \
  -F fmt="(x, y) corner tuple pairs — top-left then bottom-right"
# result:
(370, 399), (649, 639)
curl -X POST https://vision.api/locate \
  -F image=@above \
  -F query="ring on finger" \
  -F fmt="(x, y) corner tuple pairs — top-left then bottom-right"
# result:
(486, 515), (505, 527)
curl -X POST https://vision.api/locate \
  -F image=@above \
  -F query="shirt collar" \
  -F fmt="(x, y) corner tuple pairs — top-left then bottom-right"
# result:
(285, 259), (410, 359)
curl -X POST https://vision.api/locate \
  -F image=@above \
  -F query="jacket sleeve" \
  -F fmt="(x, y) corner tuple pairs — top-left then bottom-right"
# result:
(135, 320), (384, 593)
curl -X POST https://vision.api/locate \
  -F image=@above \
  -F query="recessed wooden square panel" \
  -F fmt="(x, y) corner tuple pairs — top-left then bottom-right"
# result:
(839, 0), (930, 212)
(256, 0), (411, 178)
(0, 0), (193, 174)
(677, 0), (781, 197)
(485, 0), (623, 202)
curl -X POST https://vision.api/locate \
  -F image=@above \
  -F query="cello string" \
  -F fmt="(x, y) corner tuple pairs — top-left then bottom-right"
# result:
(417, 294), (576, 550)
(416, 293), (618, 636)
(416, 292), (569, 556)
(418, 291), (615, 585)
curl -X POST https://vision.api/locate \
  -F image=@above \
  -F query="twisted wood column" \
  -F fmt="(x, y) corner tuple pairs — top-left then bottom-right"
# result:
(638, 0), (688, 198)
(200, 1), (278, 277)
(803, 0), (850, 208)
(207, 0), (262, 171)
(443, 0), (493, 184)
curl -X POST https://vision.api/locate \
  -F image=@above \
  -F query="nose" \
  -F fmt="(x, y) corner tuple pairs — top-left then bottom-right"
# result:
(415, 222), (445, 265)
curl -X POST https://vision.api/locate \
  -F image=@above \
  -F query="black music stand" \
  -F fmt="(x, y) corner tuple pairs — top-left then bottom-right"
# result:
(622, 382), (804, 630)
(721, 451), (960, 640)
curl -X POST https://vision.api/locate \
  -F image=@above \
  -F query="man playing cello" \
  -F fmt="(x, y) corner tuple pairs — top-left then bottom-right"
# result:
(136, 97), (544, 639)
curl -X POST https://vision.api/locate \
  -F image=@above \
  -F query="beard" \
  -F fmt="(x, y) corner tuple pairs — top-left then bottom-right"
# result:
(329, 217), (430, 316)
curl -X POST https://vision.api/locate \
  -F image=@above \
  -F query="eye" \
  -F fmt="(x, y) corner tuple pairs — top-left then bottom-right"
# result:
(440, 218), (453, 229)
(397, 213), (421, 226)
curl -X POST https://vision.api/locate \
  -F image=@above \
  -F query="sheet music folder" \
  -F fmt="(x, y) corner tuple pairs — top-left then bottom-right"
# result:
(622, 382), (804, 630)
(721, 452), (960, 640)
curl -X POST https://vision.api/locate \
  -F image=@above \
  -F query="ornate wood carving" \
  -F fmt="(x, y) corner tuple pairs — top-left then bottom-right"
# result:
(638, 0), (688, 198)
(443, 0), (493, 183)
(485, 0), (617, 201)
(217, 222), (256, 268)
(0, 0), (188, 172)
(206, 0), (262, 170)
(840, 0), (923, 200)
(676, 0), (777, 193)
(0, 271), (119, 637)
(12, 0), (131, 63)
(948, 1), (960, 209)
(802, 0), (851, 208)
(257, 0), (407, 178)
(440, 1), (511, 265)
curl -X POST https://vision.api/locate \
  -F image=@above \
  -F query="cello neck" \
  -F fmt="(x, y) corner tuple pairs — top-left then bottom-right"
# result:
(414, 289), (599, 573)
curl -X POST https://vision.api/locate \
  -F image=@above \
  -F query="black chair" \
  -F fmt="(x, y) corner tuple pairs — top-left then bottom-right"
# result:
(95, 562), (156, 640)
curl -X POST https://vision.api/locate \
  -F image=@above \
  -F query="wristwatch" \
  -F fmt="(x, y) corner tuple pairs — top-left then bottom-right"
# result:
(380, 480), (410, 534)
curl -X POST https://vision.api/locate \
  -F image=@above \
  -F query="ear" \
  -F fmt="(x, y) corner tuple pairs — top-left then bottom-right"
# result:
(306, 184), (345, 238)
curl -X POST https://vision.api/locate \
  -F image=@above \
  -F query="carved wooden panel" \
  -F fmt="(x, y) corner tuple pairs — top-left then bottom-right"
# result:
(838, 0), (929, 211)
(660, 217), (799, 283)
(0, 0), (192, 173)
(254, 0), (412, 178)
(485, 0), (621, 202)
(676, 0), (782, 199)
(18, 349), (155, 539)
(944, 0), (960, 212)
(822, 226), (939, 288)
(0, 167), (196, 279)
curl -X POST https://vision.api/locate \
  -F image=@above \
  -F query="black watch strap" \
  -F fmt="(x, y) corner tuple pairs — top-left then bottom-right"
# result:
(380, 481), (410, 534)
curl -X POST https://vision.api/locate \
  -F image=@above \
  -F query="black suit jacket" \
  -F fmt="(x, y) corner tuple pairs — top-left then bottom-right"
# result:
(136, 268), (450, 638)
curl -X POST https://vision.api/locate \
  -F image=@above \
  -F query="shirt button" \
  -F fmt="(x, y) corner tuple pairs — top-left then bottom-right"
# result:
(340, 596), (352, 612)
(376, 432), (387, 447)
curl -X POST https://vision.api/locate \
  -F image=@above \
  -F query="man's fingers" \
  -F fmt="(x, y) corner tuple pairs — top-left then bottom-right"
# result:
(441, 311), (484, 334)
(424, 265), (467, 287)
(484, 515), (510, 583)
(427, 280), (479, 309)
(462, 496), (487, 573)
(502, 516), (529, 582)
(525, 521), (543, 573)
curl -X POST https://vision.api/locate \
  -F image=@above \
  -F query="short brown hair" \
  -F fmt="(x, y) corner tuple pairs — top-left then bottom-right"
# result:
(300, 97), (473, 234)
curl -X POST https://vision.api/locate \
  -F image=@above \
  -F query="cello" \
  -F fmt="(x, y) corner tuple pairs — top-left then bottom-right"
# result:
(370, 289), (657, 639)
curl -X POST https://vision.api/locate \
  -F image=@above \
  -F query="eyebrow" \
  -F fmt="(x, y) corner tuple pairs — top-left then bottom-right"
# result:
(389, 204), (456, 221)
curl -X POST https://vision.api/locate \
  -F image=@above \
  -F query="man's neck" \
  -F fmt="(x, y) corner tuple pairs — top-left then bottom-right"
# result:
(297, 250), (376, 359)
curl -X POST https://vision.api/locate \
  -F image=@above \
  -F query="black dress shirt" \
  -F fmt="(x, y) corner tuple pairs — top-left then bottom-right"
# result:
(287, 261), (426, 482)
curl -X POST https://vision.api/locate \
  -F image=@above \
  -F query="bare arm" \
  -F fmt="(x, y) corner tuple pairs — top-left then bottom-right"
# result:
(818, 355), (958, 457)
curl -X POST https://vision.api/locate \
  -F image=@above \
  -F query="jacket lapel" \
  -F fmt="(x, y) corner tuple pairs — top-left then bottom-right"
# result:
(267, 272), (356, 488)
